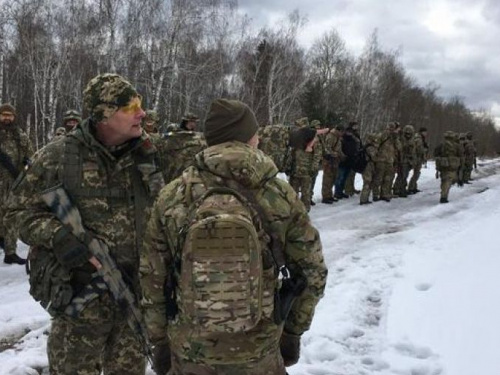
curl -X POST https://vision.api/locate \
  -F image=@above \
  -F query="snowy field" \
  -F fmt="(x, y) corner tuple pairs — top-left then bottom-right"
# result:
(1, 159), (499, 375)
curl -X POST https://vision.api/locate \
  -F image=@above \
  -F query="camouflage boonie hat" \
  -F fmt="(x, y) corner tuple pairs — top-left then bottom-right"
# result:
(83, 73), (139, 122)
(310, 119), (321, 129)
(145, 110), (159, 123)
(295, 117), (309, 128)
(182, 112), (199, 122)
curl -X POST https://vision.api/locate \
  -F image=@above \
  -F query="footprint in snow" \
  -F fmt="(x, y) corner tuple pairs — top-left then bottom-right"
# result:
(415, 282), (433, 291)
(393, 342), (433, 359)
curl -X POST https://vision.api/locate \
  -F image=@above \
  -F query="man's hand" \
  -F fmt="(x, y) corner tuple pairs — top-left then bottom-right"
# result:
(280, 331), (301, 367)
(52, 226), (92, 269)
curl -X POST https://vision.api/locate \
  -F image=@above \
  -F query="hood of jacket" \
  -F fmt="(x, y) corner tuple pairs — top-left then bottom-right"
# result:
(194, 141), (278, 189)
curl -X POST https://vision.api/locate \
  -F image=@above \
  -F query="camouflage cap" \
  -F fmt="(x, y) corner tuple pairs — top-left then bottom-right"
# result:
(295, 117), (309, 128)
(63, 109), (82, 123)
(0, 103), (16, 116)
(182, 112), (199, 122)
(145, 110), (159, 123)
(310, 119), (321, 129)
(444, 130), (454, 139)
(83, 73), (139, 122)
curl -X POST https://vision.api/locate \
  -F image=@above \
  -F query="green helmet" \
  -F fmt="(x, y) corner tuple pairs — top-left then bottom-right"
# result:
(310, 119), (321, 129)
(63, 109), (82, 123)
(145, 110), (159, 123)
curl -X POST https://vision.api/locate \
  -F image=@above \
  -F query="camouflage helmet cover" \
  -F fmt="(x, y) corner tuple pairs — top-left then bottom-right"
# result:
(295, 117), (309, 128)
(466, 131), (473, 139)
(443, 130), (454, 139)
(83, 73), (139, 122)
(182, 112), (199, 122)
(403, 124), (415, 134)
(145, 110), (159, 123)
(63, 109), (82, 123)
(310, 119), (321, 129)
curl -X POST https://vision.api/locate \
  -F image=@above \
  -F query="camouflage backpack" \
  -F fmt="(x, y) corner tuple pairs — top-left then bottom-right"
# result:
(175, 178), (269, 334)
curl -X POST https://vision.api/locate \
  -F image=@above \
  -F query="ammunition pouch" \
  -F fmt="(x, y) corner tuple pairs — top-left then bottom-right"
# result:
(27, 246), (73, 316)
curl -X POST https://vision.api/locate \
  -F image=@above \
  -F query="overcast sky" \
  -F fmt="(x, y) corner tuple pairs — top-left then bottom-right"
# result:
(237, 0), (500, 126)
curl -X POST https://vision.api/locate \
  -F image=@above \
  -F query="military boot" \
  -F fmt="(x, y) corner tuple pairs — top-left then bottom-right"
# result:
(439, 197), (449, 204)
(4, 253), (26, 265)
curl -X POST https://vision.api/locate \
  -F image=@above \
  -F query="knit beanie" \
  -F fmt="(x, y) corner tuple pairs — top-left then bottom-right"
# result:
(83, 73), (138, 122)
(204, 99), (259, 146)
(0, 103), (16, 116)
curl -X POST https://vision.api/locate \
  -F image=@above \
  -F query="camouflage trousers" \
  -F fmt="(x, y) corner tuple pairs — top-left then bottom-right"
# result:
(392, 164), (411, 196)
(48, 292), (146, 375)
(463, 162), (474, 181)
(439, 170), (458, 200)
(0, 203), (17, 255)
(360, 162), (376, 204)
(344, 170), (357, 195)
(289, 175), (312, 211)
(372, 162), (395, 200)
(310, 171), (319, 200)
(321, 159), (339, 200)
(169, 348), (286, 375)
(408, 163), (422, 192)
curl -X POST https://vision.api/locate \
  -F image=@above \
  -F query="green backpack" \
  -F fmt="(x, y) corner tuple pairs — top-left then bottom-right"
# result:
(176, 184), (271, 334)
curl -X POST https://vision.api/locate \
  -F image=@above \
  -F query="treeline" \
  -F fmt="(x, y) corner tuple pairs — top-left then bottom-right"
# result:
(1, 0), (499, 154)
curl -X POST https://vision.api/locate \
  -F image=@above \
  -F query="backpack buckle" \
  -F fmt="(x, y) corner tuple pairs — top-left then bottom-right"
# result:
(278, 265), (290, 280)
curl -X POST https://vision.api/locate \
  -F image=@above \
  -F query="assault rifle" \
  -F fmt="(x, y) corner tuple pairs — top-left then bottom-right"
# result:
(41, 185), (153, 364)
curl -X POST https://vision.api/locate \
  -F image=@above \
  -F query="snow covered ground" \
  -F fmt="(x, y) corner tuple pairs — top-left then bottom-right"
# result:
(1, 159), (499, 375)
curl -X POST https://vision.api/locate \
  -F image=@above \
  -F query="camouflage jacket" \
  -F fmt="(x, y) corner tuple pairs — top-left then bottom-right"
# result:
(257, 125), (291, 173)
(413, 133), (427, 165)
(0, 124), (33, 195)
(375, 131), (401, 164)
(290, 144), (321, 178)
(140, 141), (327, 361)
(158, 130), (207, 184)
(434, 138), (464, 171)
(5, 119), (165, 294)
(401, 135), (417, 167)
(463, 140), (476, 165)
(323, 131), (344, 163)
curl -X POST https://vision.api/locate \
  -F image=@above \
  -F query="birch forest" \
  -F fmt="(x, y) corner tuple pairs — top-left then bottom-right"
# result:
(1, 0), (499, 153)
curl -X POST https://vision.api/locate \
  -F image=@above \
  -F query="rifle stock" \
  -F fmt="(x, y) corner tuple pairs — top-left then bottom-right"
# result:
(41, 185), (153, 364)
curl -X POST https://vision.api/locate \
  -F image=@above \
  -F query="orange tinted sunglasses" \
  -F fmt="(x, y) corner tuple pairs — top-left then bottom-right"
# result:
(121, 96), (143, 114)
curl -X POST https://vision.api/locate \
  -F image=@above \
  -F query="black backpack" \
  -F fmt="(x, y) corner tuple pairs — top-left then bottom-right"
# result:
(352, 147), (369, 173)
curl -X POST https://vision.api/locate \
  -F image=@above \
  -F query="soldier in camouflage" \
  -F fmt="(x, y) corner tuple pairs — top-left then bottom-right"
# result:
(434, 131), (464, 203)
(257, 124), (292, 173)
(462, 132), (476, 183)
(62, 109), (82, 132)
(179, 112), (200, 131)
(143, 110), (160, 135)
(408, 126), (428, 194)
(321, 125), (344, 204)
(140, 99), (327, 375)
(372, 122), (401, 202)
(392, 125), (416, 198)
(359, 133), (379, 205)
(161, 113), (207, 184)
(344, 122), (362, 196)
(289, 126), (321, 212)
(309, 120), (327, 206)
(0, 103), (33, 264)
(6, 73), (166, 374)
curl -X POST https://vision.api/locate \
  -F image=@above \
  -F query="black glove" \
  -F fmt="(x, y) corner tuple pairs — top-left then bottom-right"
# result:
(52, 226), (92, 269)
(324, 154), (335, 163)
(280, 331), (301, 367)
(152, 339), (171, 375)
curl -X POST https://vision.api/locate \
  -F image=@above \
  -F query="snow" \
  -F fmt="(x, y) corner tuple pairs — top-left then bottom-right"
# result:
(1, 159), (499, 375)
